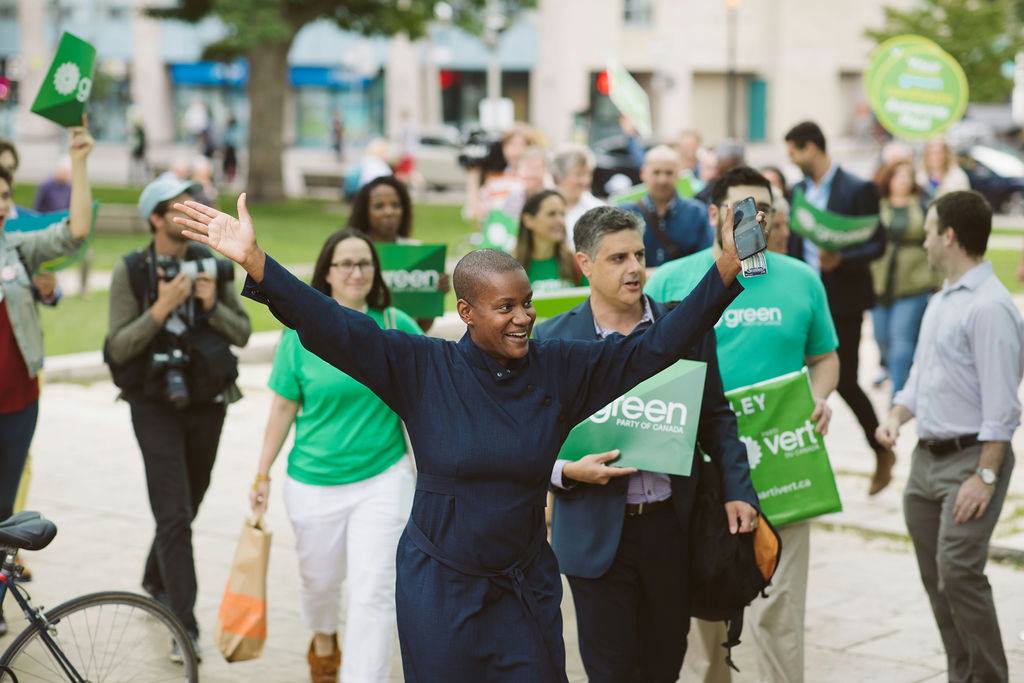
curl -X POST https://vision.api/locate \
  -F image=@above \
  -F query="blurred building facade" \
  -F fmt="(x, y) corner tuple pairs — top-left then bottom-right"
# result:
(0, 0), (909, 151)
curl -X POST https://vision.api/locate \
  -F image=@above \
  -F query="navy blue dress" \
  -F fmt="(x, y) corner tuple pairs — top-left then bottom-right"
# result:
(242, 256), (742, 681)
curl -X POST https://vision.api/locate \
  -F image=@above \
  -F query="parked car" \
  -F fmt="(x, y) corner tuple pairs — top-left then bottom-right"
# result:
(590, 134), (652, 197)
(960, 145), (1024, 215)
(415, 125), (468, 190)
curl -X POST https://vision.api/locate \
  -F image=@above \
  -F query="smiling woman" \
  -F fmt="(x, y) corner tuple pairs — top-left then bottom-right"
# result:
(171, 196), (744, 681)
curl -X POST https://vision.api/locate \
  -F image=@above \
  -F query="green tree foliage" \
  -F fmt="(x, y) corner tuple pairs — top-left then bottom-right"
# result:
(866, 0), (1024, 103)
(149, 0), (534, 201)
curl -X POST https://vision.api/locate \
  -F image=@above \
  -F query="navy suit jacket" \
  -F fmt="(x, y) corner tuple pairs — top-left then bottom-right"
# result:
(534, 296), (758, 579)
(792, 166), (885, 315)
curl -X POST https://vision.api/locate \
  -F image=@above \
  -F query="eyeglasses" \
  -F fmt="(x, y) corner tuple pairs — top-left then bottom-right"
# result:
(330, 260), (375, 274)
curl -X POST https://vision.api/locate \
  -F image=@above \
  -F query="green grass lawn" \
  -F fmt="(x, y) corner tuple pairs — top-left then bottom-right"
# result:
(31, 189), (476, 356)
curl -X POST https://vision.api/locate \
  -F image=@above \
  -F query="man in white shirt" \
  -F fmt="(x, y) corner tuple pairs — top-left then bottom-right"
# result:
(877, 190), (1022, 683)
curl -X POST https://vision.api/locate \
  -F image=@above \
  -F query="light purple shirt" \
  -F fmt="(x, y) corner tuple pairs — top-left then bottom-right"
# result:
(894, 261), (1024, 441)
(551, 297), (674, 503)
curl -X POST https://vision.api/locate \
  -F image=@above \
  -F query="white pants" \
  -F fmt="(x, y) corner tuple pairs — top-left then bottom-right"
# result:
(684, 521), (812, 683)
(284, 459), (414, 683)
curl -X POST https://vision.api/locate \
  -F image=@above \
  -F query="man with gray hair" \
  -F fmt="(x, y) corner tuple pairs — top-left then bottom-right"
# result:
(622, 145), (713, 268)
(552, 143), (604, 248)
(535, 205), (759, 682)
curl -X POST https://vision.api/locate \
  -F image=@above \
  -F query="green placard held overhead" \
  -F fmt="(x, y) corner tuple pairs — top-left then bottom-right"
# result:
(864, 34), (969, 140)
(375, 243), (447, 319)
(480, 209), (519, 252)
(558, 360), (707, 477)
(31, 32), (96, 127)
(607, 58), (653, 139)
(726, 369), (842, 526)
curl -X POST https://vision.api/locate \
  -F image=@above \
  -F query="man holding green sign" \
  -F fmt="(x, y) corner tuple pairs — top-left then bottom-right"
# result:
(647, 167), (840, 683)
(535, 206), (758, 682)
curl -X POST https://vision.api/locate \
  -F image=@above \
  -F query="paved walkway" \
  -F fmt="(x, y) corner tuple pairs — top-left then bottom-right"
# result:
(3, 339), (1023, 680)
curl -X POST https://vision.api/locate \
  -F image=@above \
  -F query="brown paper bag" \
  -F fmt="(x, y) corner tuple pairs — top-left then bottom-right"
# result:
(215, 515), (271, 662)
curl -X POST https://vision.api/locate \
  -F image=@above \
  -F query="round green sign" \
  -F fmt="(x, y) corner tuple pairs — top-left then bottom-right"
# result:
(865, 34), (969, 140)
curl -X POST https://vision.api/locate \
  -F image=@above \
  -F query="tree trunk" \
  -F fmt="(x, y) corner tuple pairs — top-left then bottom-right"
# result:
(245, 40), (291, 202)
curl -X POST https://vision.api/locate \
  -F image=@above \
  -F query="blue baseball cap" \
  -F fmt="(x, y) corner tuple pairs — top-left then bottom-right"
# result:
(138, 172), (201, 222)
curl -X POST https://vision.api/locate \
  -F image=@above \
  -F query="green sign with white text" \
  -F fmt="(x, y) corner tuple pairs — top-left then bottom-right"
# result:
(375, 243), (446, 319)
(5, 203), (99, 272)
(557, 360), (707, 477)
(31, 32), (96, 128)
(480, 209), (518, 252)
(865, 34), (968, 140)
(789, 188), (878, 251)
(726, 369), (842, 526)
(607, 59), (653, 139)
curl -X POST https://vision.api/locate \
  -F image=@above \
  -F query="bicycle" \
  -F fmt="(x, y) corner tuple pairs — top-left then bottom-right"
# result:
(0, 511), (198, 682)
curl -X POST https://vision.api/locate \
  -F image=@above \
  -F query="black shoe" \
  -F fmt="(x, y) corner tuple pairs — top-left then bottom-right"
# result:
(169, 633), (202, 664)
(0, 613), (7, 637)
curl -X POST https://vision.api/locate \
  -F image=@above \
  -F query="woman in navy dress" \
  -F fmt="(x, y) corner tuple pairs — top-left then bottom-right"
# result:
(174, 198), (752, 682)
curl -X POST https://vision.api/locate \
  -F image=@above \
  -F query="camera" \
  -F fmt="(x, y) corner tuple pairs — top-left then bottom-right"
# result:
(457, 129), (507, 173)
(156, 256), (234, 284)
(150, 347), (190, 409)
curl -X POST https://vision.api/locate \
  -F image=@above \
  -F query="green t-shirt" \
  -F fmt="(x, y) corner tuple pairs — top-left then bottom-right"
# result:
(645, 248), (838, 391)
(527, 257), (586, 293)
(268, 306), (422, 486)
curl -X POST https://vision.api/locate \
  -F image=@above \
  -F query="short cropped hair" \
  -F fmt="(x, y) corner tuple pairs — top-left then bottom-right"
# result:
(453, 249), (527, 303)
(550, 143), (596, 182)
(784, 121), (827, 153)
(708, 166), (774, 207)
(573, 206), (644, 258)
(931, 190), (992, 258)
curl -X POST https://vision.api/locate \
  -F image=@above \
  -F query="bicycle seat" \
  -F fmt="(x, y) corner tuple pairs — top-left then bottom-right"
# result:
(0, 511), (57, 551)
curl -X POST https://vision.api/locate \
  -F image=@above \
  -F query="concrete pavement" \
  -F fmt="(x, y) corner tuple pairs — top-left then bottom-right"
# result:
(4, 322), (1024, 681)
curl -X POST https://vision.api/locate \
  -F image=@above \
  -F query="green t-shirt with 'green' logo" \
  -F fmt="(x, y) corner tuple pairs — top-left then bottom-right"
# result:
(268, 306), (422, 486)
(645, 248), (838, 391)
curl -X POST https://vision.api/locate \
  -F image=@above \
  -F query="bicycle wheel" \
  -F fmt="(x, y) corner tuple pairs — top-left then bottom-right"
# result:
(0, 591), (198, 682)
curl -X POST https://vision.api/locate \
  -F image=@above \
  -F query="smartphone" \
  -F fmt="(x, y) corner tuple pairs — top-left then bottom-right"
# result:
(732, 196), (767, 261)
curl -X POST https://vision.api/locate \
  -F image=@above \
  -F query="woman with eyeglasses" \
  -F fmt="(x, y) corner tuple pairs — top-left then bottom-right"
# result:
(251, 228), (419, 683)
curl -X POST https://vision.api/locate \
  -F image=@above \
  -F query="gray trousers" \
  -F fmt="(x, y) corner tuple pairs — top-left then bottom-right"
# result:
(904, 443), (1014, 683)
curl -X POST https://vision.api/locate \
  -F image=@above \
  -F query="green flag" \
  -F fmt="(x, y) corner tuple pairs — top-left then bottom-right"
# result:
(726, 369), (842, 526)
(610, 175), (703, 206)
(375, 243), (446, 319)
(531, 286), (590, 320)
(789, 188), (878, 251)
(4, 202), (99, 272)
(31, 32), (96, 128)
(558, 360), (707, 477)
(480, 209), (518, 252)
(607, 59), (653, 139)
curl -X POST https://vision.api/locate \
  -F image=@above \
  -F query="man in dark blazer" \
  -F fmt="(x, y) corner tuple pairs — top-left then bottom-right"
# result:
(534, 206), (759, 683)
(784, 120), (895, 495)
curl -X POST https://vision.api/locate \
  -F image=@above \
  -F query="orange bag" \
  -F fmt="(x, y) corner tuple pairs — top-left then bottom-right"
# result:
(215, 515), (271, 662)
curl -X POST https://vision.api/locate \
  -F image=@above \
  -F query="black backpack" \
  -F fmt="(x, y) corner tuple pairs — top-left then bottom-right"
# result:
(689, 455), (782, 671)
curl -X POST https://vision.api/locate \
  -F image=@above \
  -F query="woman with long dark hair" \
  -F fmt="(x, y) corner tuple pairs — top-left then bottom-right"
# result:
(513, 189), (583, 292)
(251, 228), (419, 682)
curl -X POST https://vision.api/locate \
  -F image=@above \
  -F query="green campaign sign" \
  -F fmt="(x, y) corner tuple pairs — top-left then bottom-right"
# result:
(31, 32), (96, 128)
(531, 286), (590, 320)
(5, 202), (99, 272)
(789, 188), (878, 251)
(607, 59), (653, 139)
(865, 34), (968, 140)
(558, 360), (706, 477)
(726, 369), (842, 526)
(480, 209), (518, 252)
(375, 243), (446, 319)
(610, 175), (702, 206)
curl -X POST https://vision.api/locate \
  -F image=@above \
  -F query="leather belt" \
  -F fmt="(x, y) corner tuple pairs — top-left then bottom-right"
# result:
(919, 433), (980, 456)
(624, 497), (673, 517)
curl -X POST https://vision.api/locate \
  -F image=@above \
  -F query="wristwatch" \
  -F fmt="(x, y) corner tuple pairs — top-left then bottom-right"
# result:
(976, 467), (998, 485)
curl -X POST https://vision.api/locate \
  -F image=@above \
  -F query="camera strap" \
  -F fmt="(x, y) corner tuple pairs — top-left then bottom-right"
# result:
(638, 201), (684, 262)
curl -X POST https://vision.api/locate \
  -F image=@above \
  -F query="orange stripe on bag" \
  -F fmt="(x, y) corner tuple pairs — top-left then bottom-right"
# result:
(217, 588), (267, 639)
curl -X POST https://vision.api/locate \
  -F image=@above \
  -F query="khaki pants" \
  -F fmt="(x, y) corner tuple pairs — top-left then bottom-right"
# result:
(904, 444), (1014, 683)
(684, 521), (811, 683)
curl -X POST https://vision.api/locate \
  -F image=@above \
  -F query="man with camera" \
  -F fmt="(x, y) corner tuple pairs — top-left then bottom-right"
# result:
(105, 175), (251, 658)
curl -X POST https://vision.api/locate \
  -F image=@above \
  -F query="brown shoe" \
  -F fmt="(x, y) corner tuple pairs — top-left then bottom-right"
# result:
(869, 448), (896, 495)
(307, 635), (340, 683)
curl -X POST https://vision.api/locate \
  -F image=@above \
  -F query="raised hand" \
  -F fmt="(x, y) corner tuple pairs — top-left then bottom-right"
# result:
(173, 193), (266, 280)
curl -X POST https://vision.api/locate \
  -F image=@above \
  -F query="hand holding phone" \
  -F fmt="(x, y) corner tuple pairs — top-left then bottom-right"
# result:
(732, 197), (767, 260)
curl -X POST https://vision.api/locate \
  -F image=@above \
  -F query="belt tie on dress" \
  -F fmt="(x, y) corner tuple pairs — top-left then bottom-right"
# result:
(408, 472), (559, 675)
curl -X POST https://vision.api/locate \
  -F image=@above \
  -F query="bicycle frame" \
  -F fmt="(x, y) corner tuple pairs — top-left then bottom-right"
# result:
(0, 547), (87, 683)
